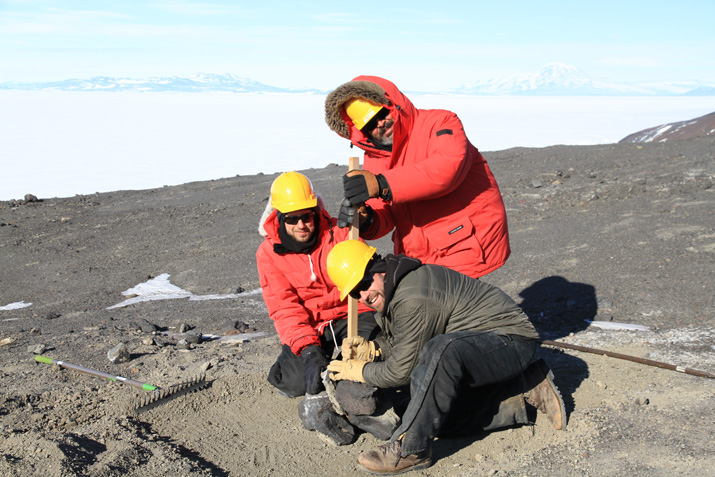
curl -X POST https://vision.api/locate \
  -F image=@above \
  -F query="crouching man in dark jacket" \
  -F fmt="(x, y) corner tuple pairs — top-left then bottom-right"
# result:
(326, 240), (566, 475)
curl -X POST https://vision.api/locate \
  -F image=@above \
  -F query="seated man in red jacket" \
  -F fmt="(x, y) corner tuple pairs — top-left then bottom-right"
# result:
(325, 76), (510, 279)
(257, 171), (380, 398)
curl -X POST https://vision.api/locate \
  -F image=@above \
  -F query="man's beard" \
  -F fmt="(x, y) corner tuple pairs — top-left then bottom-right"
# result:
(373, 135), (393, 147)
(369, 127), (393, 147)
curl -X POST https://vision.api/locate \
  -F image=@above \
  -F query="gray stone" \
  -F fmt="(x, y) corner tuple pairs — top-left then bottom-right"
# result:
(135, 318), (157, 333)
(297, 392), (355, 446)
(334, 380), (379, 416)
(107, 343), (130, 363)
(183, 331), (202, 344)
(323, 371), (344, 415)
(297, 393), (335, 431)
(314, 410), (355, 446)
(27, 344), (46, 355)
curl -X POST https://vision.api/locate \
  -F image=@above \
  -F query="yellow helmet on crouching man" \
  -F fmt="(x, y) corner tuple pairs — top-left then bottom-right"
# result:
(327, 240), (377, 301)
(270, 171), (318, 213)
(343, 98), (384, 131)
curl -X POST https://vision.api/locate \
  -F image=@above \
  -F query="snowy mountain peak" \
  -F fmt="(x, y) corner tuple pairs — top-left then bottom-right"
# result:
(453, 63), (715, 96)
(539, 62), (583, 75)
(456, 63), (598, 95)
(534, 63), (591, 84)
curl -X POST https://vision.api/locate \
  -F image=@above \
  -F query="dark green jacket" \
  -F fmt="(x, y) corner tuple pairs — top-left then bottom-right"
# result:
(364, 256), (538, 388)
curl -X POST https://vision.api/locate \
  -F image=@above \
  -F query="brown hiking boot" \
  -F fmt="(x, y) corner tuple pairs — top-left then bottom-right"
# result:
(357, 439), (432, 475)
(523, 358), (568, 430)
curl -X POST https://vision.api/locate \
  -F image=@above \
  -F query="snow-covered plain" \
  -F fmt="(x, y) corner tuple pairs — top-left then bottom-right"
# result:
(2, 91), (715, 200)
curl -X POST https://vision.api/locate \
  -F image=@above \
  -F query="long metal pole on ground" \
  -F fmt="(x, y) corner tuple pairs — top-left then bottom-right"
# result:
(540, 339), (715, 379)
(347, 156), (360, 339)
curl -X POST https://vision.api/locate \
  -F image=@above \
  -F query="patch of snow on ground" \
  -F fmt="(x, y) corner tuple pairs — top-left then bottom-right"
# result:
(107, 273), (260, 309)
(567, 326), (715, 370)
(0, 301), (33, 311)
(585, 320), (650, 331)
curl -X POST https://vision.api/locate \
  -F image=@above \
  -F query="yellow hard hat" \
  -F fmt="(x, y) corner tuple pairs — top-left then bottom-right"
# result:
(327, 240), (377, 301)
(270, 171), (318, 213)
(344, 98), (384, 130)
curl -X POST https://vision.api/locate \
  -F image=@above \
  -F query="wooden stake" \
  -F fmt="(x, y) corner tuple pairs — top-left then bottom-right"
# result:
(347, 156), (360, 339)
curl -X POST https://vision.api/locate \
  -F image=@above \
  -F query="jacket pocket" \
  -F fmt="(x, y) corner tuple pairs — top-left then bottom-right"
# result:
(428, 217), (485, 265)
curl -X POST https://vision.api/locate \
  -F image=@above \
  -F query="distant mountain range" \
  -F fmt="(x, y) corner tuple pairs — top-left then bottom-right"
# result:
(1, 64), (713, 95)
(0, 73), (322, 94)
(452, 63), (714, 96)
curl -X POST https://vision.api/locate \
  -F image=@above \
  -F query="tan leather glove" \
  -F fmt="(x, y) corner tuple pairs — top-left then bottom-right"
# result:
(341, 336), (381, 362)
(327, 359), (367, 383)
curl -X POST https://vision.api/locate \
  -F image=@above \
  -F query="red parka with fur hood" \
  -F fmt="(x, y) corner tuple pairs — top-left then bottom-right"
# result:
(325, 76), (510, 278)
(256, 202), (372, 355)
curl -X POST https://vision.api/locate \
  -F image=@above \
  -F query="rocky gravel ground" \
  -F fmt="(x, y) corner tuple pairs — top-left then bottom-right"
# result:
(1, 135), (713, 476)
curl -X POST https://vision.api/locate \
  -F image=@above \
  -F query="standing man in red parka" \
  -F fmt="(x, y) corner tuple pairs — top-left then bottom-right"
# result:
(325, 76), (510, 279)
(257, 171), (380, 398)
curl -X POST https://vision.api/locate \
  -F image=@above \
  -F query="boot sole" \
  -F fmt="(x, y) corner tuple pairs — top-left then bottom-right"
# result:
(357, 459), (432, 475)
(535, 358), (568, 430)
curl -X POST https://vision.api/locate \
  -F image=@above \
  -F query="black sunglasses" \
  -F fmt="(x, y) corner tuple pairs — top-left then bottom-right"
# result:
(362, 107), (390, 132)
(349, 273), (374, 299)
(283, 212), (314, 225)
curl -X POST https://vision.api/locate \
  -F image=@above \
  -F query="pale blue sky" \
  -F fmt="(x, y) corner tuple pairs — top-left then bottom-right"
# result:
(1, 0), (713, 91)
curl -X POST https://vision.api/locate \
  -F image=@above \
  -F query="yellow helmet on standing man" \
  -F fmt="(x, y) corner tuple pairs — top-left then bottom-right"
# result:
(343, 98), (384, 131)
(270, 171), (318, 213)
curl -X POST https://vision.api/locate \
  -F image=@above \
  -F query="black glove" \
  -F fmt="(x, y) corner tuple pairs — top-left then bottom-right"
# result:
(301, 345), (330, 395)
(343, 171), (377, 204)
(337, 199), (356, 228)
(343, 171), (391, 204)
(337, 199), (375, 231)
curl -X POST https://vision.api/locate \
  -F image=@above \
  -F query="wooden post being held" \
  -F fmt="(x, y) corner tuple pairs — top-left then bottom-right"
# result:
(347, 156), (360, 339)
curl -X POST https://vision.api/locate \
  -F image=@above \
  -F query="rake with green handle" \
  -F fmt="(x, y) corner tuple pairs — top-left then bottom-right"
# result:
(35, 355), (160, 391)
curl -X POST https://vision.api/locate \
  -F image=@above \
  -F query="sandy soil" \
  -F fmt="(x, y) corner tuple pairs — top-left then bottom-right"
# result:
(1, 136), (714, 476)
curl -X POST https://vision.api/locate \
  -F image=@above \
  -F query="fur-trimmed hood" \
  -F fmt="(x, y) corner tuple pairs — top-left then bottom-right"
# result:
(324, 76), (417, 151)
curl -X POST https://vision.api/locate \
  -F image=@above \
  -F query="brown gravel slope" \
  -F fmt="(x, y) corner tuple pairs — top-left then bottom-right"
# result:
(1, 136), (713, 476)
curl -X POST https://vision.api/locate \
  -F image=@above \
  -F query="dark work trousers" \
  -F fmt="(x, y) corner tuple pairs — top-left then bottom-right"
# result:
(267, 311), (381, 398)
(394, 331), (537, 455)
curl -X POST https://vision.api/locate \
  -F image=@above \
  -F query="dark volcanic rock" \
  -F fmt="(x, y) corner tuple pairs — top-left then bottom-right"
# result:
(334, 380), (379, 416)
